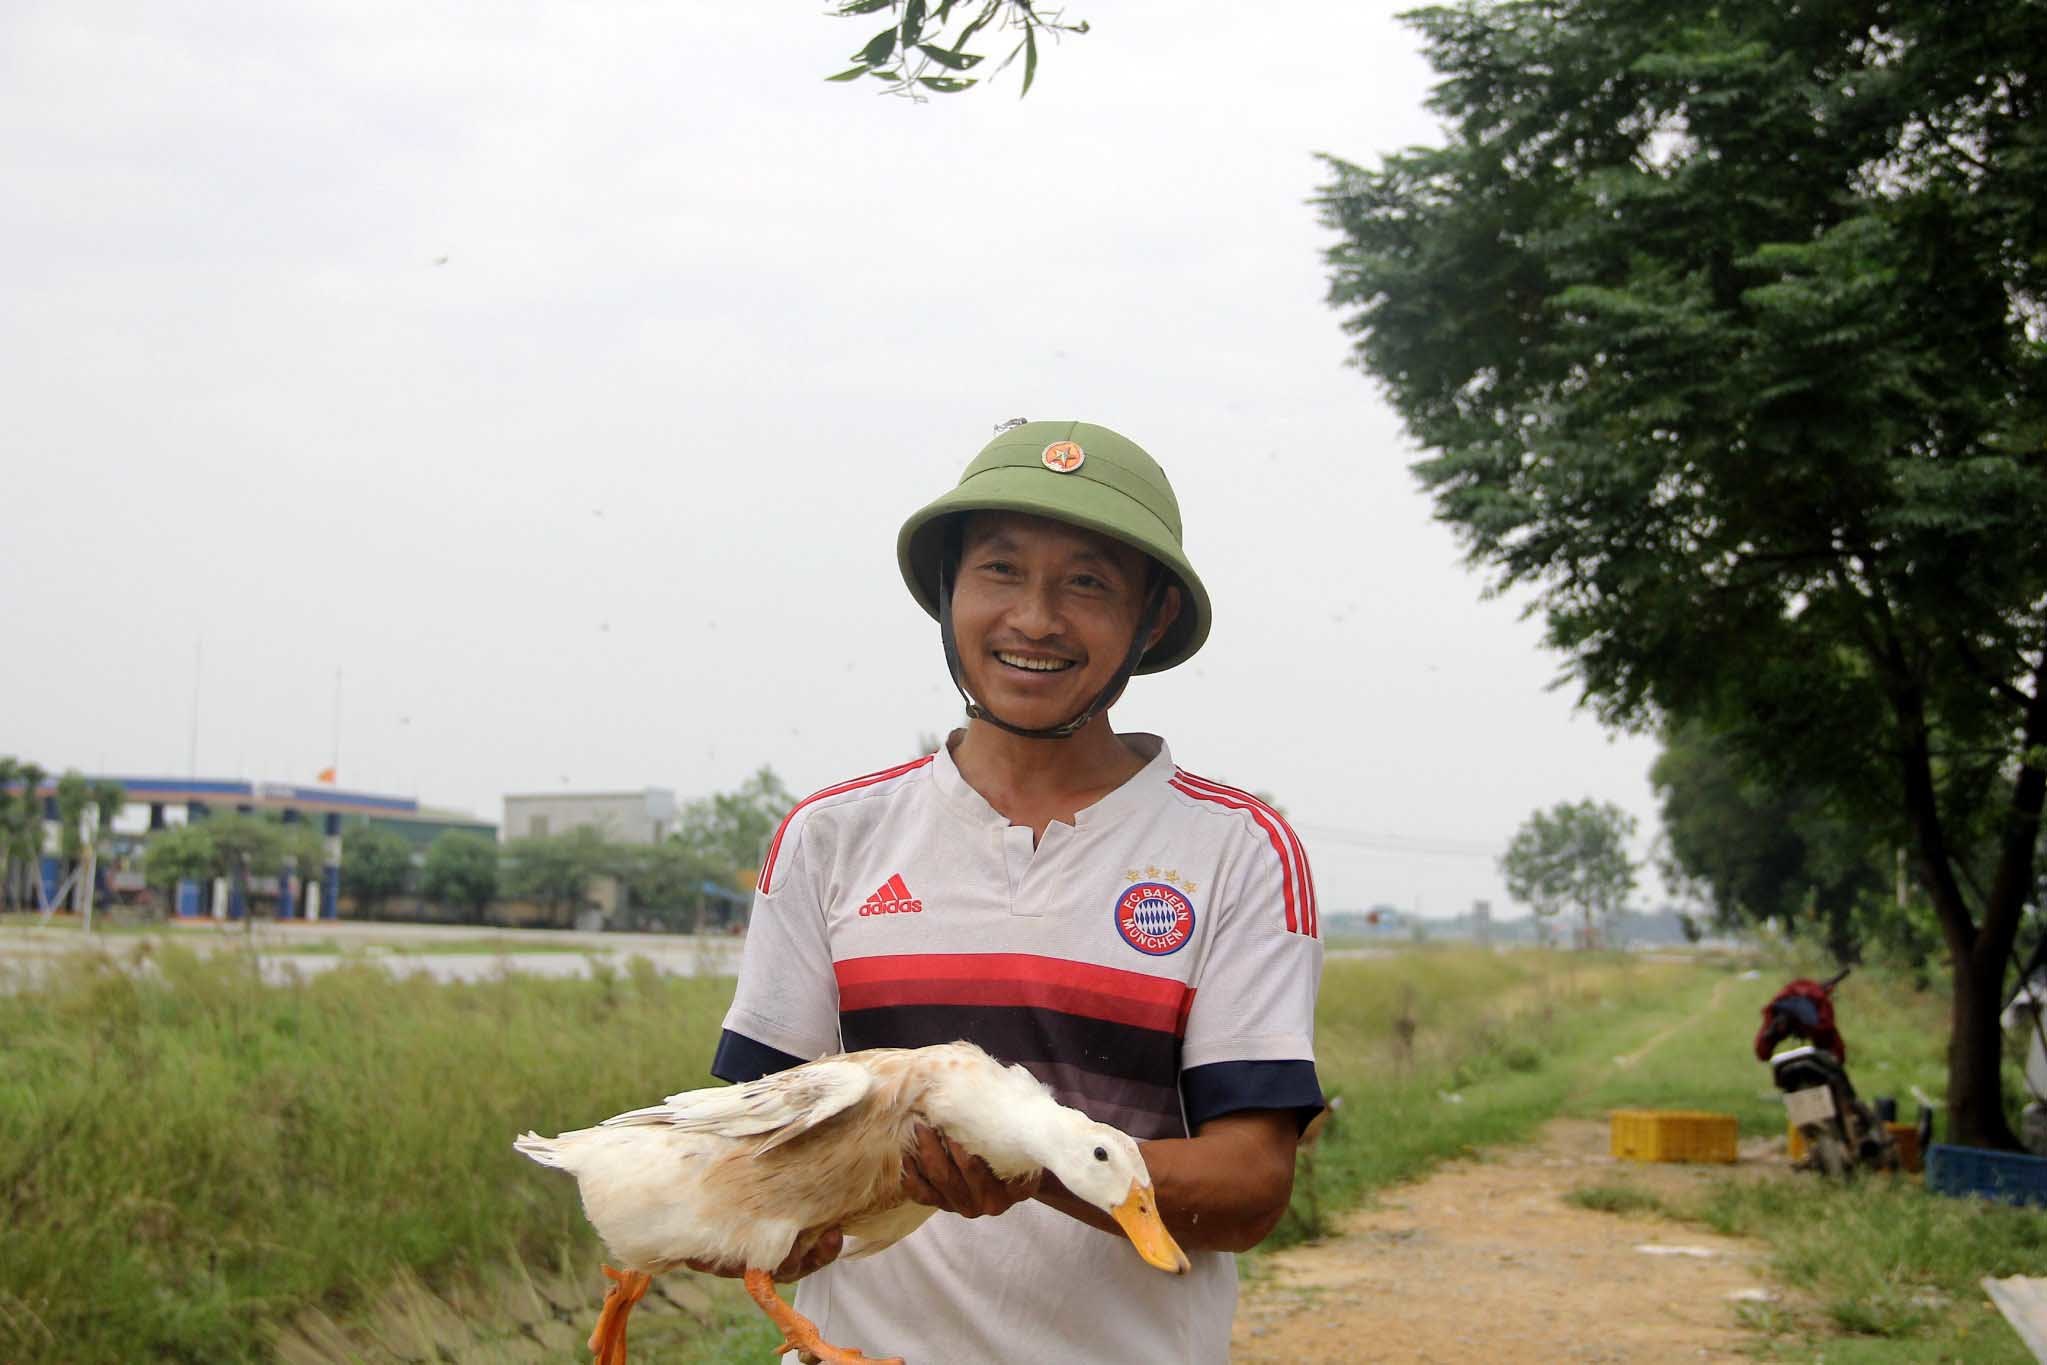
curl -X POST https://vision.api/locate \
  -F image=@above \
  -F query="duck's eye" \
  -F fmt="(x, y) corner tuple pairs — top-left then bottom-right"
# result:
(1093, 1146), (1108, 1161)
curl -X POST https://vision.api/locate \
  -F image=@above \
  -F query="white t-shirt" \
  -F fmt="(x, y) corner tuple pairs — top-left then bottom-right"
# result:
(717, 734), (1323, 1364)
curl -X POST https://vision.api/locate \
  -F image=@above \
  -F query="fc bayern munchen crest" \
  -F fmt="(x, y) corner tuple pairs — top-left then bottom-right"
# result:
(1115, 881), (1196, 956)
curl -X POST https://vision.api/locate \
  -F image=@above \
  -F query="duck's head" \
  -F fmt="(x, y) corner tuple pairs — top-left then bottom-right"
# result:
(1037, 1113), (1190, 1274)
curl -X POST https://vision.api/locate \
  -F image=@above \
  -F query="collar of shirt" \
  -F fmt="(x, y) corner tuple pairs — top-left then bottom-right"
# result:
(929, 730), (1175, 833)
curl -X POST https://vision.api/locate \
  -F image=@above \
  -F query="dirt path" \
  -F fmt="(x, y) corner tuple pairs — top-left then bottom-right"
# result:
(1232, 1119), (1786, 1364)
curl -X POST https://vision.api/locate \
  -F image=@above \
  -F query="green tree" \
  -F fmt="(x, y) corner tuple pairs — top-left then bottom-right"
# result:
(194, 812), (281, 920)
(825, 0), (1087, 97)
(1500, 800), (1638, 949)
(90, 782), (124, 844)
(1320, 0), (2047, 1149)
(53, 771), (90, 907)
(619, 840), (723, 931)
(422, 832), (500, 923)
(1651, 720), (1891, 963)
(39, 771), (121, 918)
(0, 758), (30, 911)
(342, 826), (415, 918)
(198, 813), (282, 873)
(503, 828), (611, 927)
(143, 824), (217, 908)
(675, 766), (796, 889)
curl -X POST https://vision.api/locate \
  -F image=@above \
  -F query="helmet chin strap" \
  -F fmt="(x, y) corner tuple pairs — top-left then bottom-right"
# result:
(938, 546), (1166, 742)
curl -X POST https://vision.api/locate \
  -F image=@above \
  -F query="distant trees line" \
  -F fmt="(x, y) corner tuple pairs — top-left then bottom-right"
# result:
(1499, 731), (2046, 968)
(1, 756), (794, 932)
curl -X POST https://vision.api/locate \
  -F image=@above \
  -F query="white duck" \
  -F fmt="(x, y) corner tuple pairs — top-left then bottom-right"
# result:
(514, 1040), (1188, 1365)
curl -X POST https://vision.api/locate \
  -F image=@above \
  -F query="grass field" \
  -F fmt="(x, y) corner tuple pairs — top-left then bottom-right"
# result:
(2, 941), (2041, 1361)
(0, 946), (731, 1361)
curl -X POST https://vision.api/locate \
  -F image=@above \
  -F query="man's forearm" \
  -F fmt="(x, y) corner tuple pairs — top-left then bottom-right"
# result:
(1035, 1111), (1298, 1253)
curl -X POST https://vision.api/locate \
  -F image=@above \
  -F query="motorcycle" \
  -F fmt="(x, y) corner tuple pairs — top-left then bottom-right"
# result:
(1756, 969), (1899, 1179)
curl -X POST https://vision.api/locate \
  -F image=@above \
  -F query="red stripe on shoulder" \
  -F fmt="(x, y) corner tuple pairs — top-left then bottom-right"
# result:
(1175, 769), (1317, 936)
(755, 755), (934, 894)
(1175, 770), (1318, 937)
(1170, 770), (1318, 938)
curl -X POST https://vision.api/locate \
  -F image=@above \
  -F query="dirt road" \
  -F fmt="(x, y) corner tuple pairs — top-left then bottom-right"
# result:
(1232, 1120), (1784, 1364)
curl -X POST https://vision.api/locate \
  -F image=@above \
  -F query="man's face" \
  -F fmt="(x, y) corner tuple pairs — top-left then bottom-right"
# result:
(950, 512), (1177, 732)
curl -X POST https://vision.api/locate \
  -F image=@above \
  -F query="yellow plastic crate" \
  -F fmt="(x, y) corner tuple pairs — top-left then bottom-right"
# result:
(1610, 1109), (1738, 1163)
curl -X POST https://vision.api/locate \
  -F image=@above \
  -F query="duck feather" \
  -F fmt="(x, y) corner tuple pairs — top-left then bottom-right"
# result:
(601, 1058), (874, 1155)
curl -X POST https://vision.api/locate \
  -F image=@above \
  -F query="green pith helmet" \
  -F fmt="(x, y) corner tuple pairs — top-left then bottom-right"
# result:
(897, 420), (1212, 673)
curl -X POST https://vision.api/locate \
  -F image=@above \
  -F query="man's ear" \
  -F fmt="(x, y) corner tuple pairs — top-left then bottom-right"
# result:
(1146, 585), (1183, 652)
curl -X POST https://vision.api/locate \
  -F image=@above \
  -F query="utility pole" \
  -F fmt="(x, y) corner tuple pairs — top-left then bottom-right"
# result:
(331, 668), (343, 778)
(188, 638), (202, 777)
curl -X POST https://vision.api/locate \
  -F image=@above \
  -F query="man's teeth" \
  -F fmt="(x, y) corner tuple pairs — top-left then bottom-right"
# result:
(996, 652), (1074, 672)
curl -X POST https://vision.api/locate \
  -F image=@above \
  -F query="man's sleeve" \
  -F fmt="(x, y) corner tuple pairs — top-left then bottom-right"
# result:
(712, 814), (839, 1083)
(1179, 832), (1325, 1133)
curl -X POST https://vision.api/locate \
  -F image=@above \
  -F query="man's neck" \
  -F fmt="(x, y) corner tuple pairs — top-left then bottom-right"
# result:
(950, 715), (1149, 832)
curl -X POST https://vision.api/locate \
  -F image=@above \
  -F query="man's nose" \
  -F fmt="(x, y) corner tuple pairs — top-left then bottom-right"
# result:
(1007, 578), (1064, 636)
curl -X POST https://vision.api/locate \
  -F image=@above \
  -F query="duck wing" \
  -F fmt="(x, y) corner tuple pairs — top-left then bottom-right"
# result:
(601, 1059), (875, 1155)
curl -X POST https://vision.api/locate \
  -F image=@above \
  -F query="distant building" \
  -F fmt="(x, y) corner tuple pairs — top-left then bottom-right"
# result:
(14, 774), (491, 919)
(501, 788), (677, 846)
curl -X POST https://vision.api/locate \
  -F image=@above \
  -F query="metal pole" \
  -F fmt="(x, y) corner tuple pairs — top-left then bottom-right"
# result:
(188, 638), (202, 778)
(79, 809), (97, 934)
(323, 812), (342, 920)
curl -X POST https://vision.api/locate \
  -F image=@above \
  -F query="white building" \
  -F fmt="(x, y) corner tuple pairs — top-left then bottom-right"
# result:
(501, 788), (677, 846)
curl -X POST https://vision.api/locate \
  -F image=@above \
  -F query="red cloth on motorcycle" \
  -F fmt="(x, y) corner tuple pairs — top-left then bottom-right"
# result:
(1754, 978), (1846, 1063)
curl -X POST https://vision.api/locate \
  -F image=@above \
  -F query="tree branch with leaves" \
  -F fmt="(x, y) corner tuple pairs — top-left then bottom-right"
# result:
(827, 0), (1088, 97)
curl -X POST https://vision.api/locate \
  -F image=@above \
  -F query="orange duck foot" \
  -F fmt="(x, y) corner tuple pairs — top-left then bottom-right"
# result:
(742, 1268), (903, 1365)
(588, 1264), (653, 1365)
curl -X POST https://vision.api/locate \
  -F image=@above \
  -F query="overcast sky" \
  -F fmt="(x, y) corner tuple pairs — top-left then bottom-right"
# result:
(3, 0), (1672, 920)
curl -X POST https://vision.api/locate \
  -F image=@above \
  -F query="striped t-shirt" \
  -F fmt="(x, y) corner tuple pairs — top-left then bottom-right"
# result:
(714, 733), (1322, 1363)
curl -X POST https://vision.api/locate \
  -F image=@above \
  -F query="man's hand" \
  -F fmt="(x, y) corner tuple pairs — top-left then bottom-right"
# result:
(682, 1226), (843, 1283)
(901, 1123), (1039, 1217)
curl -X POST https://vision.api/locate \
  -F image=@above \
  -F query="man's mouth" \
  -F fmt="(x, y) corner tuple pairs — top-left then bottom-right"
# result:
(994, 651), (1077, 673)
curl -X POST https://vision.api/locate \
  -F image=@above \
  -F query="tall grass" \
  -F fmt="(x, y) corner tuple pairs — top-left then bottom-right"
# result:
(0, 945), (727, 1362)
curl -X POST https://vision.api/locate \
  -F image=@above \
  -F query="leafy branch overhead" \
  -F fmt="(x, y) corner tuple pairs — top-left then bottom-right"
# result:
(827, 0), (1089, 97)
(1319, 0), (2047, 1148)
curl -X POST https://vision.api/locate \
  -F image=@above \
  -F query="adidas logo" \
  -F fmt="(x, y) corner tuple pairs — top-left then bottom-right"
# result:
(858, 873), (924, 916)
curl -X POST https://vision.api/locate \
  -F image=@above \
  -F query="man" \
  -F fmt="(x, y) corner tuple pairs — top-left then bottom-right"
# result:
(710, 419), (1324, 1362)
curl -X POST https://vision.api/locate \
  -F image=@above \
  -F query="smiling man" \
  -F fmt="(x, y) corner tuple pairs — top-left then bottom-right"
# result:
(710, 419), (1324, 1363)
